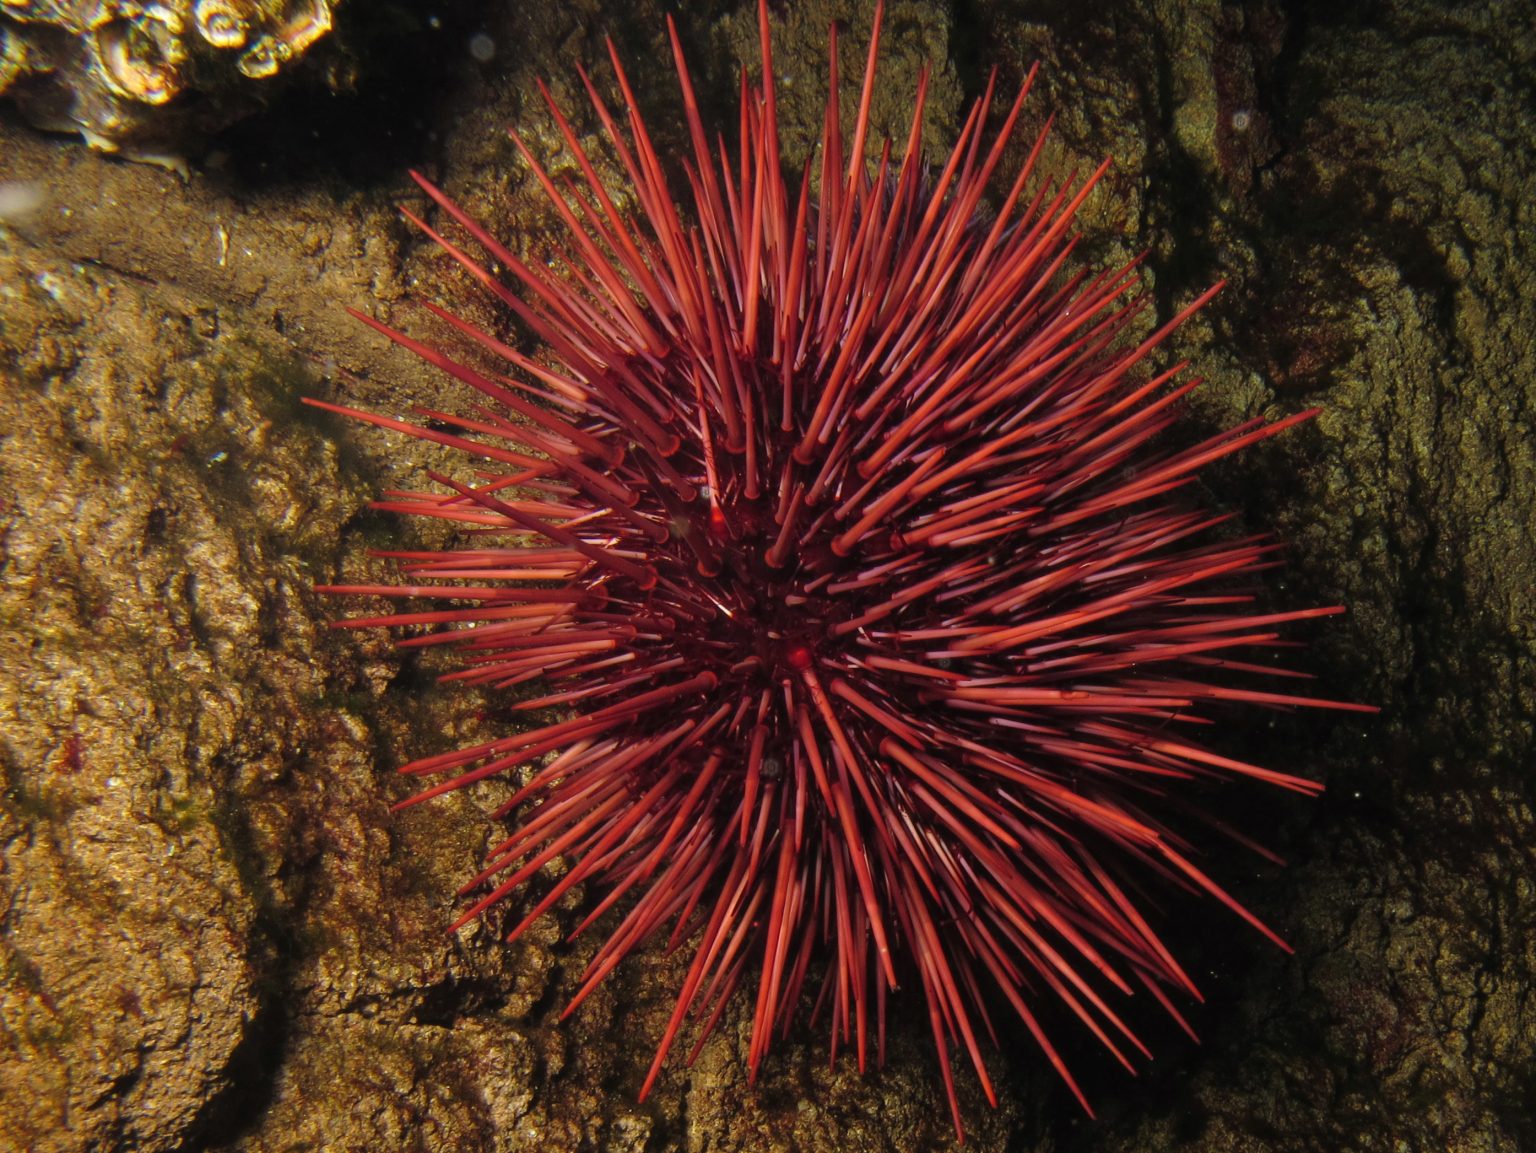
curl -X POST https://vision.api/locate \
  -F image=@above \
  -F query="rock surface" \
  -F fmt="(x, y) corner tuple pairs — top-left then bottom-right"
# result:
(1, 1), (1530, 1151)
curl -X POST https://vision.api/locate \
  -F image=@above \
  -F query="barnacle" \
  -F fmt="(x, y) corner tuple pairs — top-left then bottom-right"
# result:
(193, 0), (251, 50)
(237, 1), (330, 78)
(0, 0), (345, 159)
(94, 15), (184, 105)
(277, 0), (328, 53)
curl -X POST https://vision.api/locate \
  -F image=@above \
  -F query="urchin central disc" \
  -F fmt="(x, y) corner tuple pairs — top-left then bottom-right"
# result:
(655, 499), (840, 686)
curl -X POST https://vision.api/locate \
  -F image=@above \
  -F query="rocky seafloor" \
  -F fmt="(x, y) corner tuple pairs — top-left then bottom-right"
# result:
(1, 1), (1532, 1150)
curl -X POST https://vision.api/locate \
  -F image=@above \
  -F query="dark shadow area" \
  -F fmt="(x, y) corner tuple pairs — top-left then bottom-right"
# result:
(206, 0), (490, 190)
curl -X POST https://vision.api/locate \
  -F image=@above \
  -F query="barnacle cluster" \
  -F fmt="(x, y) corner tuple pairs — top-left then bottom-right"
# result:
(0, 1), (343, 163)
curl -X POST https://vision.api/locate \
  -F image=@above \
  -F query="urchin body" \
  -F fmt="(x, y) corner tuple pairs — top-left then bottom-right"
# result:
(309, 0), (1368, 1138)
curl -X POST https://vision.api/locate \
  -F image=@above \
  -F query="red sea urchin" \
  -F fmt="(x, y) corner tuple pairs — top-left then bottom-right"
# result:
(307, 1), (1372, 1139)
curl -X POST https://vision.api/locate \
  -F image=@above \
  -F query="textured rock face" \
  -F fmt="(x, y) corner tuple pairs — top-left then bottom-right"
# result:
(0, 0), (1533, 1151)
(0, 229), (350, 1151)
(0, 0), (343, 163)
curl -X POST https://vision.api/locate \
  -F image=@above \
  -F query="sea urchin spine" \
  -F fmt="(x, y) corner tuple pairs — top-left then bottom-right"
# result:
(307, 1), (1373, 1138)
